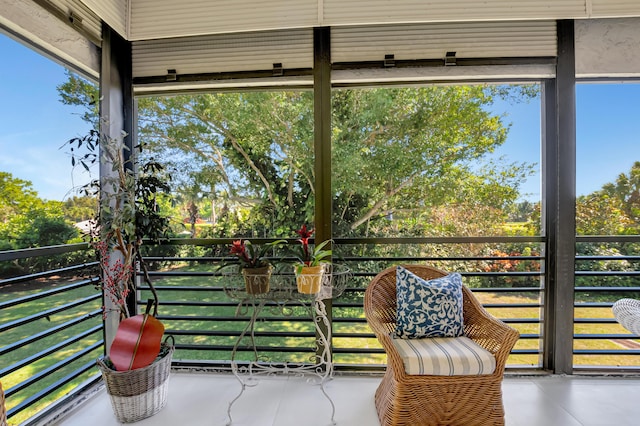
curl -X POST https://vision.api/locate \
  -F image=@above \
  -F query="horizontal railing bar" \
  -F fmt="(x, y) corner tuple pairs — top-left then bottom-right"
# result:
(351, 273), (538, 281)
(575, 271), (640, 276)
(140, 285), (223, 291)
(514, 334), (540, 339)
(166, 329), (316, 338)
(335, 236), (545, 244)
(0, 278), (98, 309)
(174, 344), (314, 352)
(151, 300), (329, 310)
(145, 271), (215, 277)
(470, 287), (542, 292)
(7, 360), (97, 419)
(574, 302), (616, 308)
(574, 334), (638, 339)
(148, 236), (546, 246)
(462, 272), (542, 277)
(576, 235), (640, 243)
(334, 347), (542, 357)
(6, 341), (103, 397)
(144, 270), (544, 278)
(0, 326), (103, 376)
(574, 349), (640, 355)
(142, 255), (544, 262)
(143, 256), (219, 262)
(0, 310), (102, 356)
(483, 303), (542, 308)
(502, 318), (541, 324)
(333, 332), (375, 339)
(0, 263), (98, 286)
(159, 315), (542, 325)
(157, 315), (313, 322)
(340, 256), (543, 262)
(0, 243), (89, 262)
(0, 294), (101, 333)
(145, 285), (543, 294)
(510, 349), (542, 354)
(575, 287), (640, 292)
(20, 375), (102, 426)
(334, 301), (541, 309)
(576, 256), (640, 261)
(574, 318), (618, 324)
(307, 316), (352, 323)
(333, 332), (542, 339)
(153, 301), (244, 307)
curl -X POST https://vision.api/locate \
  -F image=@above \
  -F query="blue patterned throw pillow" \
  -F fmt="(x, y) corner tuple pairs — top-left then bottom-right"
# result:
(395, 266), (464, 338)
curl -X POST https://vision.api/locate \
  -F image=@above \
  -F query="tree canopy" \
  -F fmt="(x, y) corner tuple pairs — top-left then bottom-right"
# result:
(0, 172), (78, 249)
(58, 76), (537, 238)
(577, 161), (640, 235)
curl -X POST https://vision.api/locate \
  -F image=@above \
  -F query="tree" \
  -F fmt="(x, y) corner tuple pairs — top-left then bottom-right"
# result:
(574, 163), (640, 291)
(599, 161), (640, 230)
(62, 195), (98, 223)
(509, 200), (537, 222)
(0, 172), (78, 250)
(57, 71), (99, 127)
(0, 172), (39, 224)
(574, 162), (640, 236)
(576, 193), (632, 236)
(58, 80), (536, 238)
(331, 87), (535, 235)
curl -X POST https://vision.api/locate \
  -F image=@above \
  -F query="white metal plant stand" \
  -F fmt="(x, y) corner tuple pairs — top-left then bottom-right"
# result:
(222, 265), (350, 425)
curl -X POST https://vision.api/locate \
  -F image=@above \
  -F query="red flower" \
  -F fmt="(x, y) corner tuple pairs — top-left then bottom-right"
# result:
(296, 224), (314, 239)
(295, 225), (315, 265)
(230, 240), (251, 264)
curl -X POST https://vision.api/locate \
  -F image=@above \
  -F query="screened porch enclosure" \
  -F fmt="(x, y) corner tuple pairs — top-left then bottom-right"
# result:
(2, 1), (640, 425)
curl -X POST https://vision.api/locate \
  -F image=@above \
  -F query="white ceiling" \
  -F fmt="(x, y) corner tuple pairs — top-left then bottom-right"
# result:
(4, 0), (640, 86)
(78, 0), (640, 42)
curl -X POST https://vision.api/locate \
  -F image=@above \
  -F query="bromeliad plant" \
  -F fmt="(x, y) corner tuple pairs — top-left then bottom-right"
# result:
(292, 225), (332, 274)
(220, 239), (286, 295)
(224, 239), (287, 270)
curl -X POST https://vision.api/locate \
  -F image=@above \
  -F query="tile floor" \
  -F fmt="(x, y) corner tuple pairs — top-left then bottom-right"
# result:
(49, 373), (640, 426)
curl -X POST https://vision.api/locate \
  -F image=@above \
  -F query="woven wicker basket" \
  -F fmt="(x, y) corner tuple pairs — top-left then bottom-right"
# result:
(1, 380), (7, 426)
(97, 342), (174, 423)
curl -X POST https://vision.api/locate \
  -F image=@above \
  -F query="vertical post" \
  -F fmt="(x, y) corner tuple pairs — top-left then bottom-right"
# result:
(543, 20), (576, 374)
(313, 27), (333, 363)
(314, 27), (332, 244)
(541, 78), (556, 370)
(100, 23), (134, 352)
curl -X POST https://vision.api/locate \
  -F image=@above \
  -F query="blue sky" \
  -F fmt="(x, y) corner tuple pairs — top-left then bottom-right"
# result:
(1, 33), (639, 202)
(0, 34), (93, 201)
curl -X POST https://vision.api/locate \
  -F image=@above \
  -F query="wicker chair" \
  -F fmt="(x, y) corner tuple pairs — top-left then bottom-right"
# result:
(1, 380), (7, 426)
(364, 265), (520, 426)
(612, 298), (640, 335)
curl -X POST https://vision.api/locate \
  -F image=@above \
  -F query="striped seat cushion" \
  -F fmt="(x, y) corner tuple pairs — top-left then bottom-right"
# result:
(390, 335), (496, 376)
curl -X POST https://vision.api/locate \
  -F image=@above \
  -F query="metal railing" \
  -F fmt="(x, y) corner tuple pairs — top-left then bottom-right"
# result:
(0, 244), (103, 425)
(2, 236), (640, 424)
(136, 237), (546, 371)
(574, 236), (640, 371)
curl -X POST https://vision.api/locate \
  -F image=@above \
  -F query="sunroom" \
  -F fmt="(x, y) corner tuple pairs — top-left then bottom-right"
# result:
(2, 1), (640, 425)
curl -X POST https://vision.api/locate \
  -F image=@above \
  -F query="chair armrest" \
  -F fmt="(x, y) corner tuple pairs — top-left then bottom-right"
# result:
(462, 286), (520, 371)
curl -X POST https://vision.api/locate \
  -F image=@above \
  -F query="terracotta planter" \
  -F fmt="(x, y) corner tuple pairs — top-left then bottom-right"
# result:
(296, 265), (324, 294)
(242, 265), (272, 294)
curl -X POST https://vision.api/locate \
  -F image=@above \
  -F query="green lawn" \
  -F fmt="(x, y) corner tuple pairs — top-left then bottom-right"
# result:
(2, 267), (639, 424)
